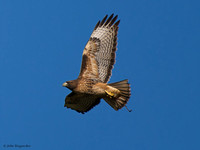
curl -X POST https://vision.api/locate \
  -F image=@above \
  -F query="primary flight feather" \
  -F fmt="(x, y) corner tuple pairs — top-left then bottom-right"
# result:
(63, 14), (131, 114)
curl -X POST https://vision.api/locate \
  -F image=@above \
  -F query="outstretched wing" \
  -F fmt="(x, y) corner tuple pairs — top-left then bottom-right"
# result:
(79, 14), (120, 83)
(64, 92), (101, 114)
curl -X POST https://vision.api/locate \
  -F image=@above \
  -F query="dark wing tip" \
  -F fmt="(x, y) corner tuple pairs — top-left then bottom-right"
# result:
(114, 20), (120, 26)
(94, 20), (100, 30)
(104, 14), (114, 26)
(109, 15), (118, 27)
(94, 14), (120, 30)
(99, 14), (108, 26)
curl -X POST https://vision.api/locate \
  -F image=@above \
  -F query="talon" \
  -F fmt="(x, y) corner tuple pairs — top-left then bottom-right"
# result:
(105, 90), (114, 98)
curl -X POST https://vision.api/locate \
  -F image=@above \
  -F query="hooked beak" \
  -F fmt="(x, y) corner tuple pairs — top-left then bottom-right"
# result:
(62, 82), (68, 87)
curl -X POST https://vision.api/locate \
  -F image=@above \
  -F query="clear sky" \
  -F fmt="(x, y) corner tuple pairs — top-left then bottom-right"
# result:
(1, 0), (200, 150)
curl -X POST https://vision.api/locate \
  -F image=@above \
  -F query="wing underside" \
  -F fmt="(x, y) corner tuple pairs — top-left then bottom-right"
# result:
(79, 14), (120, 83)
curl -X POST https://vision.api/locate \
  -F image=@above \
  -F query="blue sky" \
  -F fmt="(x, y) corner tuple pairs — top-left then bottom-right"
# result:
(1, 0), (200, 150)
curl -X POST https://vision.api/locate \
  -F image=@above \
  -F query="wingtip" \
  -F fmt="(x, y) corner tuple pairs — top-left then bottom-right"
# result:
(114, 20), (120, 26)
(94, 20), (100, 30)
(94, 14), (120, 30)
(105, 14), (114, 26)
(99, 14), (108, 26)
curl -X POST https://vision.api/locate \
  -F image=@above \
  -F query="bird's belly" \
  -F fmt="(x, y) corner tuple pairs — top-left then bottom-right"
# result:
(91, 82), (108, 96)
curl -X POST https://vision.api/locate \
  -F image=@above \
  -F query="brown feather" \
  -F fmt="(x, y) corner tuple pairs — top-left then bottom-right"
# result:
(64, 92), (101, 114)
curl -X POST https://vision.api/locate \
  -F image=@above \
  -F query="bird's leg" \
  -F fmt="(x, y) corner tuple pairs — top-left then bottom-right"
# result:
(105, 90), (115, 99)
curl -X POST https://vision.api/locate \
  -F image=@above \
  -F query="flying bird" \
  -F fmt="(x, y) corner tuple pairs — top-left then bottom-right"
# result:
(63, 14), (131, 114)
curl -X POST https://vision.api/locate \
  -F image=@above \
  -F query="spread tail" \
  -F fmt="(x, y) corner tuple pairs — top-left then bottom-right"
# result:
(104, 79), (131, 111)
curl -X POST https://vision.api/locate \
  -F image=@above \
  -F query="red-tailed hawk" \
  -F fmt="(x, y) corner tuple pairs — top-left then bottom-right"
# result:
(63, 14), (131, 114)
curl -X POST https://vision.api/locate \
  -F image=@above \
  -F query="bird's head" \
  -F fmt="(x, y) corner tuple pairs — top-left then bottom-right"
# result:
(62, 80), (78, 91)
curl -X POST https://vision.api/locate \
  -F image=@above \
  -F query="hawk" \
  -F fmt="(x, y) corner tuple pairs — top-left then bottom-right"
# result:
(63, 14), (131, 114)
